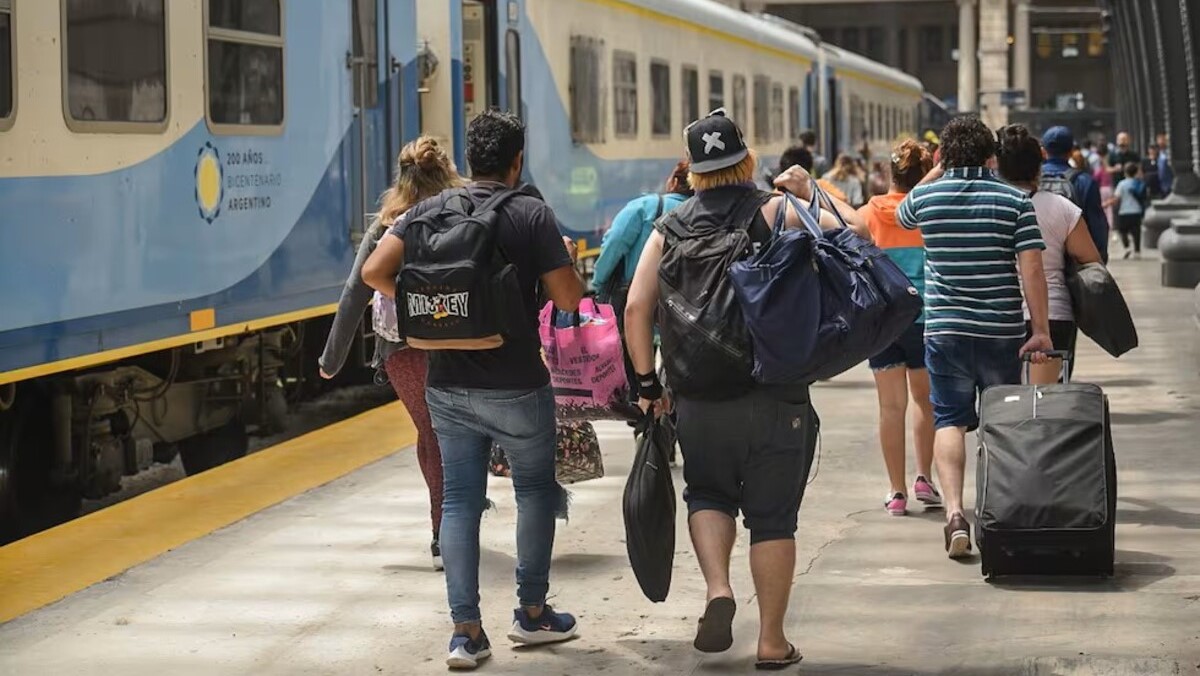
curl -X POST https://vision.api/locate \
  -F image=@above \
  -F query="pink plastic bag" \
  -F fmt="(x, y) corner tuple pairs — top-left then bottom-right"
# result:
(539, 298), (637, 421)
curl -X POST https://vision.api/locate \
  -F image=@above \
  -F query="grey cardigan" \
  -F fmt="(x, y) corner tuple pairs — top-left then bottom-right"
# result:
(317, 225), (404, 377)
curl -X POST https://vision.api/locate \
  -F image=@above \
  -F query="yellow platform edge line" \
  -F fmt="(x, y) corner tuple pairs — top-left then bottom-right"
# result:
(0, 401), (417, 625)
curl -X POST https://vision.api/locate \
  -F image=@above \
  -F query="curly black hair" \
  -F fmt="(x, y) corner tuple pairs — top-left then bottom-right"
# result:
(778, 144), (815, 174)
(939, 114), (996, 169)
(466, 109), (525, 178)
(995, 124), (1043, 184)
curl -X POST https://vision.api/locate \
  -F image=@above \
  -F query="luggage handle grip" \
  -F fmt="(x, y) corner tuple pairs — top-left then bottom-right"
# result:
(1021, 349), (1071, 384)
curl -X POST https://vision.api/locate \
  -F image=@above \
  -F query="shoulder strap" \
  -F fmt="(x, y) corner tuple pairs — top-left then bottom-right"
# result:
(730, 189), (775, 231)
(473, 187), (520, 216)
(654, 194), (665, 220)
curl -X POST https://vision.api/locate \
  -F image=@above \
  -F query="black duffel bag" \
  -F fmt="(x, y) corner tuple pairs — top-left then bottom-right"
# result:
(1066, 261), (1138, 358)
(622, 413), (677, 602)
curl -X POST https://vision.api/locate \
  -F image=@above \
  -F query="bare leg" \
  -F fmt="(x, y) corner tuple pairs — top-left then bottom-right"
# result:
(750, 539), (797, 661)
(689, 510), (736, 602)
(873, 367), (910, 495)
(907, 369), (936, 479)
(934, 426), (968, 519)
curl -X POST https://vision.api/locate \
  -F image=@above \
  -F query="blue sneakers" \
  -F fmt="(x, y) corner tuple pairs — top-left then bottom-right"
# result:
(506, 604), (579, 645)
(446, 629), (492, 670)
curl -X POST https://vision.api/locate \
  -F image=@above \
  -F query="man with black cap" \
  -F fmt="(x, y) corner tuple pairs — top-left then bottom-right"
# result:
(622, 109), (866, 669)
(1043, 126), (1110, 262)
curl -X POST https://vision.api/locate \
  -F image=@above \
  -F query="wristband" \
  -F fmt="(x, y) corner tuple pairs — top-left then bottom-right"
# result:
(636, 371), (663, 401)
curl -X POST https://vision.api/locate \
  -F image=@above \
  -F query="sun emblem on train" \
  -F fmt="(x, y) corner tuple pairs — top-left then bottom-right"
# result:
(195, 142), (223, 223)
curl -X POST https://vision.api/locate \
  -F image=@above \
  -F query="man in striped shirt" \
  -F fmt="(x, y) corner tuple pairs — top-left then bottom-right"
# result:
(897, 115), (1053, 560)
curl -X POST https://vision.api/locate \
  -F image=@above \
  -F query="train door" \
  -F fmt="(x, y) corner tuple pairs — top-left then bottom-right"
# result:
(826, 76), (840, 158)
(348, 0), (394, 243)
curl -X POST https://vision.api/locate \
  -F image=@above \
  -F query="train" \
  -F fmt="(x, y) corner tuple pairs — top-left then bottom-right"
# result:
(0, 0), (926, 539)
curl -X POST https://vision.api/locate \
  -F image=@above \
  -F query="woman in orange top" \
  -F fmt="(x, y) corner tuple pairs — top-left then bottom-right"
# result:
(857, 140), (939, 517)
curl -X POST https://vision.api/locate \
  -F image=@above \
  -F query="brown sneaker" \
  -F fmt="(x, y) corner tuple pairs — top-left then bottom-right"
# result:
(943, 512), (972, 559)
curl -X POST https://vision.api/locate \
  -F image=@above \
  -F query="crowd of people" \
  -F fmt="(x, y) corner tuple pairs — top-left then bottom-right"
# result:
(319, 106), (1140, 670)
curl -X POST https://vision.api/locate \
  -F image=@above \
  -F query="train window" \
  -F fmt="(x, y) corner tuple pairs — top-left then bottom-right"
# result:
(681, 65), (699, 129)
(0, 0), (11, 129)
(505, 30), (521, 118)
(731, 75), (746, 130)
(752, 75), (769, 144)
(205, 0), (284, 133)
(612, 50), (637, 138)
(770, 83), (784, 143)
(569, 36), (602, 144)
(62, 0), (167, 132)
(787, 86), (800, 141)
(867, 102), (874, 141)
(650, 60), (670, 137)
(708, 71), (724, 112)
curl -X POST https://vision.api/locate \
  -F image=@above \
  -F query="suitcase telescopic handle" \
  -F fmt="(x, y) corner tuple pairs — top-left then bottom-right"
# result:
(1022, 349), (1072, 383)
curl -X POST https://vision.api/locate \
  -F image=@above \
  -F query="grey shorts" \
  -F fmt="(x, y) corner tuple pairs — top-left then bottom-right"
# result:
(675, 388), (819, 544)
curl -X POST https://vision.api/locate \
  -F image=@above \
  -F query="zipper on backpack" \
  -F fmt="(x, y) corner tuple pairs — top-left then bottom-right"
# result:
(664, 298), (746, 361)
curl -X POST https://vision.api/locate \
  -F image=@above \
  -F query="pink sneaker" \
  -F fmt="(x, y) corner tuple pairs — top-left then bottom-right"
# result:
(884, 492), (907, 516)
(913, 475), (942, 508)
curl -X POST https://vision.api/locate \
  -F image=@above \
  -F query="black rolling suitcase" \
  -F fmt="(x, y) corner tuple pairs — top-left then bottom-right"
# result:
(975, 351), (1116, 579)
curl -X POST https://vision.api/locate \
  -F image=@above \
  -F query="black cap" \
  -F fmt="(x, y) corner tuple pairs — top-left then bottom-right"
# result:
(685, 108), (749, 173)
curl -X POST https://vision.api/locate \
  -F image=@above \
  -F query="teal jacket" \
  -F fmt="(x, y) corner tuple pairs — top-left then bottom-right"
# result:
(591, 193), (687, 291)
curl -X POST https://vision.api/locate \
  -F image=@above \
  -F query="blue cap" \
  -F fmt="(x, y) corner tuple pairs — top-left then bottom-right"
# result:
(1042, 126), (1075, 156)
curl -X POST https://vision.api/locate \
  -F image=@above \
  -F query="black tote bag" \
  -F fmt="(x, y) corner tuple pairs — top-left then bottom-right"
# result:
(622, 414), (677, 602)
(1066, 261), (1138, 358)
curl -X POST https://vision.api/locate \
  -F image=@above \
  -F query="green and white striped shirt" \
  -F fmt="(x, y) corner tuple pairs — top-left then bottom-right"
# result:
(897, 167), (1045, 340)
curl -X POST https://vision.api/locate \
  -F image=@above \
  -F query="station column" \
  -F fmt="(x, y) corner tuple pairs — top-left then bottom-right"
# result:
(957, 0), (979, 112)
(1012, 0), (1032, 108)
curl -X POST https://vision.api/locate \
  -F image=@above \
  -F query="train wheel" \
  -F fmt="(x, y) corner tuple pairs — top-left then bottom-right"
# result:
(0, 387), (82, 543)
(178, 416), (249, 476)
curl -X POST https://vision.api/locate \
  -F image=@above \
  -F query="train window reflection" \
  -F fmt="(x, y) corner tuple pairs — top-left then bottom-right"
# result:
(612, 50), (637, 138)
(63, 0), (167, 131)
(681, 65), (699, 129)
(731, 74), (746, 130)
(206, 0), (284, 133)
(569, 35), (602, 144)
(788, 86), (800, 140)
(1, 0), (11, 127)
(708, 71), (724, 113)
(650, 60), (670, 137)
(752, 75), (769, 144)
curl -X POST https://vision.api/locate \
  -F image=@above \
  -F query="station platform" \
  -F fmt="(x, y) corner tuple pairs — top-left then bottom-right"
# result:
(1, 258), (1198, 675)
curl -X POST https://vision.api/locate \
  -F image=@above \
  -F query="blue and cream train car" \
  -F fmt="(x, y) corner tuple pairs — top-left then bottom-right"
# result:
(0, 0), (923, 537)
(0, 0), (422, 537)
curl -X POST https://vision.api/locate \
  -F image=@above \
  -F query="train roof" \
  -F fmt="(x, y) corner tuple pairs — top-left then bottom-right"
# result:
(638, 0), (821, 62)
(754, 11), (924, 95)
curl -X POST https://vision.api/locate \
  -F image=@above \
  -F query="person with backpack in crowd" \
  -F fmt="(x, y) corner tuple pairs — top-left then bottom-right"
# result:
(318, 136), (462, 572)
(1107, 162), (1149, 259)
(623, 109), (867, 670)
(362, 110), (584, 670)
(776, 145), (848, 203)
(897, 115), (1053, 560)
(996, 125), (1104, 384)
(823, 153), (866, 208)
(1042, 126), (1110, 263)
(857, 139), (940, 518)
(799, 128), (830, 177)
(592, 160), (692, 402)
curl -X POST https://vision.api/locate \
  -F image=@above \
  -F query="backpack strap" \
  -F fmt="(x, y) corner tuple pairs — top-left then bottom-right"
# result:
(730, 189), (776, 242)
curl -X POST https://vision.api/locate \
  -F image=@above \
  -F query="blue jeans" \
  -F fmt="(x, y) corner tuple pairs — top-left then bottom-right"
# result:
(925, 335), (1023, 431)
(425, 385), (559, 625)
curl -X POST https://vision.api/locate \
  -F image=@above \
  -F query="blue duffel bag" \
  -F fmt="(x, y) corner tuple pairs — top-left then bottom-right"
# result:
(730, 186), (922, 384)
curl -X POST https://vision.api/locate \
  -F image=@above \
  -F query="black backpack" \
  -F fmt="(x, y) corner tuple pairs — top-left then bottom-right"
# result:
(1040, 168), (1083, 209)
(656, 189), (773, 400)
(397, 188), (522, 350)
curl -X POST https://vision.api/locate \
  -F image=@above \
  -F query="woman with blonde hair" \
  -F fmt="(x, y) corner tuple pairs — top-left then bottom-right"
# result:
(319, 136), (463, 570)
(823, 153), (866, 207)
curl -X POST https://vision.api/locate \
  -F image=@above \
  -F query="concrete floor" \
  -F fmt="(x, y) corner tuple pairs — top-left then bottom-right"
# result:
(2, 258), (1198, 675)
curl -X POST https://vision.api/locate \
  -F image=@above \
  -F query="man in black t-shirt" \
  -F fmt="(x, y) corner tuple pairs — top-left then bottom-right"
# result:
(363, 111), (583, 670)
(1109, 131), (1142, 182)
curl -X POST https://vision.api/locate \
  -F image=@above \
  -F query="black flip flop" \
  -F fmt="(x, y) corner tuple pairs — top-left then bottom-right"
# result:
(755, 643), (803, 671)
(693, 596), (736, 653)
